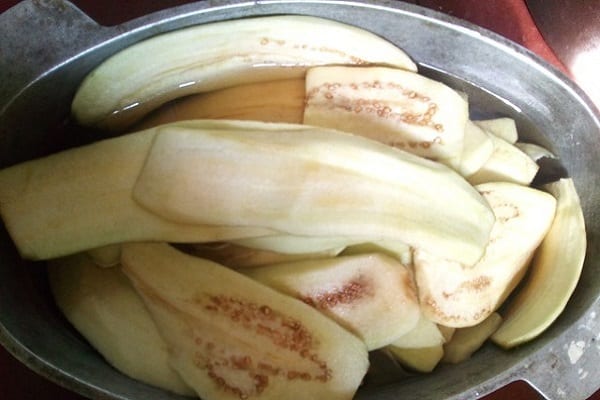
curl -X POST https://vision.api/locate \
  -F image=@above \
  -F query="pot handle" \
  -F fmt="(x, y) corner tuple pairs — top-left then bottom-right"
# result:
(516, 302), (600, 400)
(0, 0), (111, 112)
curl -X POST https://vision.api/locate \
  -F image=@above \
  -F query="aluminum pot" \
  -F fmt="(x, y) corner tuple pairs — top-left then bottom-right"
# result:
(0, 1), (599, 399)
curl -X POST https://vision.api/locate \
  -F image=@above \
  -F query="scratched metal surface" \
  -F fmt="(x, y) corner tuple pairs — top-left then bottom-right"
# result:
(0, 1), (599, 400)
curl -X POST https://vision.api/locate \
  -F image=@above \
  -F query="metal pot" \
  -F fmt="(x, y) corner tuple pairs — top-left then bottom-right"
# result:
(0, 1), (599, 399)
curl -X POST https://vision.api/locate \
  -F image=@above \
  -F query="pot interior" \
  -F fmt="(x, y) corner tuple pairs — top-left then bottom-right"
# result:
(0, 2), (598, 400)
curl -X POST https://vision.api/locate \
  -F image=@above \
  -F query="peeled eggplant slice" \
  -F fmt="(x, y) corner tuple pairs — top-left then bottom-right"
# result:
(515, 142), (557, 162)
(492, 178), (586, 349)
(456, 121), (495, 178)
(387, 313), (446, 349)
(385, 345), (444, 373)
(136, 79), (305, 130)
(467, 133), (539, 186)
(47, 254), (193, 396)
(121, 242), (369, 400)
(180, 241), (343, 269)
(474, 117), (518, 144)
(132, 121), (494, 266)
(442, 313), (502, 364)
(85, 244), (122, 268)
(244, 253), (420, 350)
(414, 182), (556, 327)
(385, 313), (447, 373)
(232, 235), (365, 255)
(0, 123), (276, 260)
(72, 16), (416, 131)
(303, 66), (468, 166)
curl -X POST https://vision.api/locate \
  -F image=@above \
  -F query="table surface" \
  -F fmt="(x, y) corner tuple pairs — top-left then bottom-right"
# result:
(0, 0), (598, 399)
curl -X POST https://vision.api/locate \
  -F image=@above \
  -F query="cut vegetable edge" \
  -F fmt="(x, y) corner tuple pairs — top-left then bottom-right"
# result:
(243, 253), (421, 350)
(132, 121), (494, 267)
(47, 254), (194, 395)
(442, 313), (502, 364)
(303, 65), (469, 165)
(72, 15), (416, 131)
(491, 178), (586, 349)
(120, 242), (370, 400)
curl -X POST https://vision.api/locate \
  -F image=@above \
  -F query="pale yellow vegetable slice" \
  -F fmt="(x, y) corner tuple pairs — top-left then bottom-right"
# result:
(233, 235), (366, 255)
(303, 66), (468, 167)
(437, 325), (456, 343)
(474, 117), (518, 144)
(492, 178), (586, 349)
(383, 313), (446, 372)
(132, 121), (494, 266)
(72, 15), (416, 131)
(341, 240), (412, 266)
(467, 133), (539, 185)
(136, 79), (305, 130)
(515, 142), (557, 161)
(388, 313), (446, 349)
(85, 244), (122, 268)
(244, 253), (420, 350)
(456, 120), (495, 177)
(235, 235), (412, 265)
(414, 182), (556, 327)
(121, 242), (369, 400)
(47, 254), (193, 396)
(0, 122), (278, 260)
(385, 345), (444, 373)
(442, 313), (502, 364)
(181, 241), (343, 269)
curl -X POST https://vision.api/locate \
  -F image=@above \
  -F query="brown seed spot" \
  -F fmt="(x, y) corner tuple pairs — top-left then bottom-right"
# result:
(257, 362), (281, 375)
(301, 275), (372, 310)
(259, 305), (272, 316)
(464, 276), (492, 292)
(424, 295), (491, 326)
(492, 203), (520, 222)
(254, 374), (269, 394)
(391, 141), (406, 148)
(198, 294), (332, 387)
(308, 80), (447, 132)
(231, 355), (253, 370)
